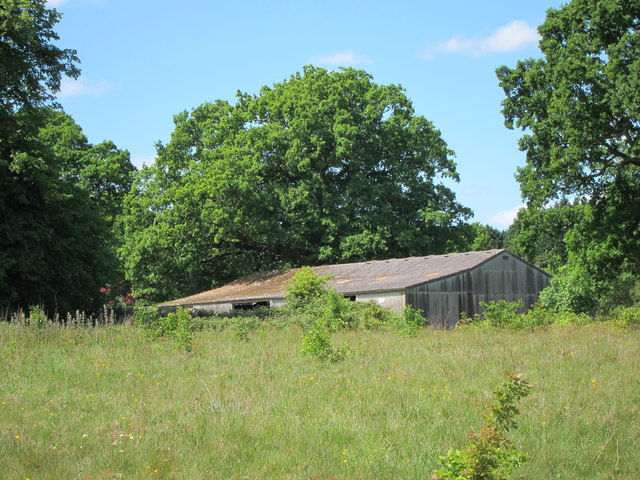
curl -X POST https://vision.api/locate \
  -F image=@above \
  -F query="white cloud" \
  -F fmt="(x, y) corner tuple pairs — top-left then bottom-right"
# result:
(58, 78), (112, 98)
(486, 204), (524, 230)
(131, 154), (157, 169)
(311, 51), (372, 66)
(46, 0), (70, 6)
(421, 20), (539, 59)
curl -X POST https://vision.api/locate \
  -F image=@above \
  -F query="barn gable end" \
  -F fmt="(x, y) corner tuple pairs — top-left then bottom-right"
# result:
(405, 251), (550, 328)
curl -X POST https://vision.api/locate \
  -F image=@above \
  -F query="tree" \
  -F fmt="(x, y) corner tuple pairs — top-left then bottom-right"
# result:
(0, 2), (121, 314)
(497, 0), (640, 205)
(122, 66), (471, 302)
(36, 109), (136, 233)
(497, 0), (640, 311)
(0, 0), (79, 147)
(469, 223), (504, 251)
(504, 199), (586, 274)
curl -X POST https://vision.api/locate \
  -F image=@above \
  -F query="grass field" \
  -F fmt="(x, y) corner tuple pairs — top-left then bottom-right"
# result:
(1, 323), (638, 479)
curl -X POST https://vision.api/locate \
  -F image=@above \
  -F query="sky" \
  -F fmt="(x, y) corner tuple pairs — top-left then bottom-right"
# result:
(48, 0), (565, 230)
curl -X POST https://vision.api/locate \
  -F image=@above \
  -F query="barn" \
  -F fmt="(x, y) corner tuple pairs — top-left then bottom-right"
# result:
(160, 249), (551, 328)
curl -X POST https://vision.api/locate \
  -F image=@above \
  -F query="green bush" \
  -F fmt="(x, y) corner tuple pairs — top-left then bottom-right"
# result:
(27, 305), (48, 329)
(539, 265), (598, 314)
(284, 266), (333, 309)
(478, 300), (525, 328)
(394, 305), (426, 336)
(519, 303), (552, 329)
(345, 300), (397, 330)
(134, 306), (194, 352)
(609, 306), (640, 328)
(433, 373), (532, 480)
(163, 308), (194, 352)
(133, 306), (162, 336)
(547, 310), (594, 327)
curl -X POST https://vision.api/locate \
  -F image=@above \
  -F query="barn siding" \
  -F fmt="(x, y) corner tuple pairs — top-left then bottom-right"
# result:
(406, 252), (550, 328)
(270, 298), (286, 308)
(355, 291), (405, 314)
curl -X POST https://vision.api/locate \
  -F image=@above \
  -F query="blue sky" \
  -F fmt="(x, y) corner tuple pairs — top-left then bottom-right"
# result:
(49, 0), (565, 229)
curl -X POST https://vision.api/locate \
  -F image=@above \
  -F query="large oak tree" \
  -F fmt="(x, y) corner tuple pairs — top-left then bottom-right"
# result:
(122, 66), (471, 302)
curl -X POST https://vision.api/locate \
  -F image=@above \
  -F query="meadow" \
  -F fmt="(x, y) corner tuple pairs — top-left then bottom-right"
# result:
(1, 322), (638, 479)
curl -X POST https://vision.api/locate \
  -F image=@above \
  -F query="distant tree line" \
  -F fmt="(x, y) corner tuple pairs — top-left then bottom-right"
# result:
(1, 0), (638, 316)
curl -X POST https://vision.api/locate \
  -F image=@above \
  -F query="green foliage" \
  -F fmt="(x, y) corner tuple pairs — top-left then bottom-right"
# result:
(36, 110), (135, 230)
(609, 306), (640, 328)
(539, 265), (599, 314)
(487, 373), (533, 432)
(344, 300), (397, 330)
(395, 305), (427, 337)
(476, 300), (525, 328)
(433, 373), (532, 480)
(469, 223), (504, 251)
(300, 316), (349, 362)
(162, 308), (195, 352)
(26, 305), (47, 329)
(285, 267), (333, 308)
(122, 66), (471, 302)
(475, 302), (552, 331)
(133, 306), (162, 336)
(497, 0), (640, 206)
(0, 0), (79, 138)
(134, 306), (194, 352)
(504, 200), (585, 274)
(284, 267), (402, 360)
(498, 0), (640, 312)
(0, 3), (131, 314)
(1, 156), (117, 313)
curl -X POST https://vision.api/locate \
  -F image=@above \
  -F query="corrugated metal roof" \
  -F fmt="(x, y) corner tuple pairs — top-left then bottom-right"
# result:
(161, 249), (506, 307)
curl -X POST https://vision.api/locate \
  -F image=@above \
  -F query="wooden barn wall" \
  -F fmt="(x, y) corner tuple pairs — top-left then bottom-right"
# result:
(355, 291), (405, 314)
(406, 253), (550, 329)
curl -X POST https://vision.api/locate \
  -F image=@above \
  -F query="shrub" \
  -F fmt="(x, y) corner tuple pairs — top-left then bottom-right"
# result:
(163, 307), (194, 352)
(300, 315), (349, 362)
(432, 372), (532, 480)
(519, 303), (552, 329)
(547, 310), (594, 327)
(134, 306), (194, 352)
(27, 305), (48, 329)
(345, 300), (397, 330)
(609, 306), (640, 328)
(478, 300), (524, 328)
(395, 305), (427, 336)
(133, 306), (162, 337)
(284, 266), (333, 309)
(539, 265), (598, 314)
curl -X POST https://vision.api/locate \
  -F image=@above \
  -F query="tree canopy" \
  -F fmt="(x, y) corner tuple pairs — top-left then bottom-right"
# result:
(122, 66), (472, 302)
(0, 0), (79, 146)
(0, 1), (132, 314)
(497, 0), (640, 312)
(497, 0), (640, 205)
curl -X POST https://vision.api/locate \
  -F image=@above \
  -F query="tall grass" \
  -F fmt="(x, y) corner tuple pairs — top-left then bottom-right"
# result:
(1, 323), (638, 479)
